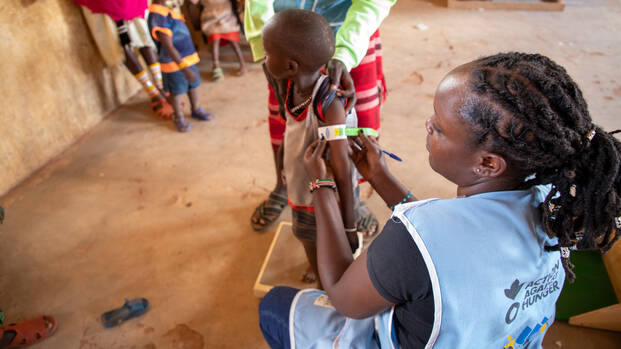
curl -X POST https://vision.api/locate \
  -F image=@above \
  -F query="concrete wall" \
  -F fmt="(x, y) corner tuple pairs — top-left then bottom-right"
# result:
(0, 0), (139, 195)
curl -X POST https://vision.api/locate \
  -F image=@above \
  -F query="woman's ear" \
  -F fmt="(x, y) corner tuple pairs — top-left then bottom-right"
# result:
(475, 152), (507, 178)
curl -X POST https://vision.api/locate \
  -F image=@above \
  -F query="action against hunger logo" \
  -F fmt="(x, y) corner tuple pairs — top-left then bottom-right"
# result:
(502, 261), (562, 348)
(504, 279), (524, 300)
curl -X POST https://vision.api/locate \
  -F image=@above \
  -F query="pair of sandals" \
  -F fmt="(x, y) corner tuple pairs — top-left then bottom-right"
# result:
(250, 192), (380, 239)
(173, 108), (215, 133)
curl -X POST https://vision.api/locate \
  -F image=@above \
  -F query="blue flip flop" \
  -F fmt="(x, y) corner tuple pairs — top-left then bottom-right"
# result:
(101, 298), (149, 328)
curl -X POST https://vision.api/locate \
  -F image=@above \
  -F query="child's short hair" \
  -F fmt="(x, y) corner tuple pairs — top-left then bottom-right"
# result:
(264, 9), (335, 72)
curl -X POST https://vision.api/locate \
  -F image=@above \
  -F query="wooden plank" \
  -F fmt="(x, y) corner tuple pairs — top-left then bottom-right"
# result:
(446, 0), (564, 11)
(569, 303), (621, 332)
(253, 221), (318, 298)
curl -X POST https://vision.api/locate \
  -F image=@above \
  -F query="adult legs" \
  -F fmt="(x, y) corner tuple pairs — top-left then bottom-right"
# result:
(250, 86), (288, 231)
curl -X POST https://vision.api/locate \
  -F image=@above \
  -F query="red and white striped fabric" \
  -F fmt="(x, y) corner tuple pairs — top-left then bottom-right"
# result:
(267, 30), (386, 150)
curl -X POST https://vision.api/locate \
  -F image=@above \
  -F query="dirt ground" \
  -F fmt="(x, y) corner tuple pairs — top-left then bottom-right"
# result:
(1, 0), (620, 348)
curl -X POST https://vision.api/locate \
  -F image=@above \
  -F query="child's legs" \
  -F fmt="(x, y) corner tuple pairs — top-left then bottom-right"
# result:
(186, 65), (202, 112)
(162, 70), (190, 119)
(292, 209), (320, 285)
(171, 94), (184, 119)
(229, 41), (246, 74)
(211, 39), (221, 67)
(116, 20), (143, 75)
(139, 47), (158, 66)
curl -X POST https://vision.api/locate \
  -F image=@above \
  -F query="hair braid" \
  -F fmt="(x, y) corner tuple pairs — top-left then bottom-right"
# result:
(460, 52), (621, 281)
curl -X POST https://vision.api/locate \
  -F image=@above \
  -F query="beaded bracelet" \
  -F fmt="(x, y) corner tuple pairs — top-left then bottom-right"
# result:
(308, 178), (337, 193)
(388, 191), (413, 211)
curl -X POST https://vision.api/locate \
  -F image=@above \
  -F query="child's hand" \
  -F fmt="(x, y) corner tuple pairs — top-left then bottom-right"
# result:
(350, 131), (387, 184)
(304, 138), (329, 181)
(182, 67), (198, 83)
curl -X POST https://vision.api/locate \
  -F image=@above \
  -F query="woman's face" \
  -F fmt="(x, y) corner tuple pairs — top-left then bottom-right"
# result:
(425, 71), (481, 186)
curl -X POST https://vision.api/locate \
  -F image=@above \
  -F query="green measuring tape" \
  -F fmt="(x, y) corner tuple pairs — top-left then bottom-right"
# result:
(345, 128), (379, 137)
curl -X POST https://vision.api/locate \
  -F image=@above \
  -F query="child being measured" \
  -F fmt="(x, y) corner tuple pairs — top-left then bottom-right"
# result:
(148, 0), (214, 132)
(262, 9), (361, 284)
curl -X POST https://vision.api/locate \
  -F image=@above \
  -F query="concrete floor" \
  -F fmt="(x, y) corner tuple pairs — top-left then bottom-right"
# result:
(1, 0), (621, 348)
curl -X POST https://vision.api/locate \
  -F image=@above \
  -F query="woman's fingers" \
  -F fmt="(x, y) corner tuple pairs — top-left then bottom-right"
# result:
(305, 138), (320, 159)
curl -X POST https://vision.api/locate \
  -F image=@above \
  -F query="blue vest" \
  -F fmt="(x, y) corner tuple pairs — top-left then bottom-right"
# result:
(274, 0), (351, 35)
(289, 289), (397, 348)
(391, 186), (565, 348)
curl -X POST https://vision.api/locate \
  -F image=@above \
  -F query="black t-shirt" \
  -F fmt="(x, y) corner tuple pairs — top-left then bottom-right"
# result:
(367, 217), (435, 348)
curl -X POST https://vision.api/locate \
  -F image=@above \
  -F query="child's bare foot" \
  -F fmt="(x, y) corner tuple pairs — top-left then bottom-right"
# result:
(301, 266), (317, 283)
(235, 65), (247, 77)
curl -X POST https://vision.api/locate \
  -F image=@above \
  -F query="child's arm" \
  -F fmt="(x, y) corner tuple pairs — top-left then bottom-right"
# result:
(155, 32), (197, 83)
(323, 101), (357, 250)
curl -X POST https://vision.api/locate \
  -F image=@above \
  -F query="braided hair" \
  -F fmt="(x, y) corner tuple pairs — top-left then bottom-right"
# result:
(459, 52), (621, 281)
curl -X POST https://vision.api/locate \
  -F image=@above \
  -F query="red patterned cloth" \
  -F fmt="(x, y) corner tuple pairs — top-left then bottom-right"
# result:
(268, 30), (386, 150)
(208, 32), (241, 46)
(74, 0), (148, 22)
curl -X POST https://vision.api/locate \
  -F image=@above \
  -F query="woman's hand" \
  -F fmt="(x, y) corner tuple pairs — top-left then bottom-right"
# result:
(350, 131), (387, 184)
(304, 138), (329, 181)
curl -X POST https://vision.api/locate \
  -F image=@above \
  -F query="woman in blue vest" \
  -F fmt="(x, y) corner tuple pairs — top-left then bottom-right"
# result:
(259, 52), (621, 348)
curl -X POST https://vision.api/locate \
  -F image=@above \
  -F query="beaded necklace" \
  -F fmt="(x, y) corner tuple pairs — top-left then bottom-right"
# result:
(289, 95), (312, 114)
(287, 81), (313, 115)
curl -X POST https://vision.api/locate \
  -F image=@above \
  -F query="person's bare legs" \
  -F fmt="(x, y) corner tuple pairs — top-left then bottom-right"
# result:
(123, 45), (163, 104)
(301, 240), (321, 287)
(230, 41), (247, 76)
(188, 87), (199, 113)
(138, 46), (164, 91)
(210, 39), (223, 79)
(170, 93), (190, 132)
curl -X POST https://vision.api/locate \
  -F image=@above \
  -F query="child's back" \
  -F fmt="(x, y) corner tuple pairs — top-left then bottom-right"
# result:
(262, 9), (361, 283)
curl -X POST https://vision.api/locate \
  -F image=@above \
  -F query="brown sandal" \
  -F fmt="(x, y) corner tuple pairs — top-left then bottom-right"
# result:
(0, 315), (57, 348)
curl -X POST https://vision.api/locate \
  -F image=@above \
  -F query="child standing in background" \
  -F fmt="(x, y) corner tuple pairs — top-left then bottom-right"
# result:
(189, 0), (246, 81)
(148, 0), (215, 132)
(75, 0), (174, 119)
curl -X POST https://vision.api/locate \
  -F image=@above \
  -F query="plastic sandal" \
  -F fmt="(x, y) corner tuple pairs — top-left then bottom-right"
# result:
(173, 116), (192, 133)
(191, 108), (215, 121)
(212, 67), (224, 82)
(150, 98), (174, 120)
(251, 192), (288, 231)
(0, 315), (57, 348)
(101, 298), (149, 328)
(357, 201), (380, 240)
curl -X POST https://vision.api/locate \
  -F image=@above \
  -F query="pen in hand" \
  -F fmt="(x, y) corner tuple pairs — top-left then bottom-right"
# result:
(351, 141), (403, 162)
